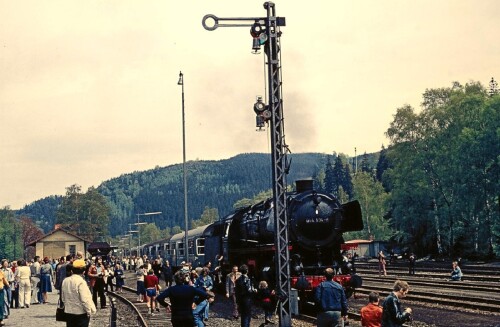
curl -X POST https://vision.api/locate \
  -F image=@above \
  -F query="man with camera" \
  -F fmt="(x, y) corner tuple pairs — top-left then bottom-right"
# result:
(381, 280), (412, 327)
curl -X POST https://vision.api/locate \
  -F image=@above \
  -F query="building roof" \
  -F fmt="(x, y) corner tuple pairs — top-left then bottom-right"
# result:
(345, 239), (373, 244)
(170, 224), (211, 242)
(88, 242), (117, 256)
(26, 227), (90, 247)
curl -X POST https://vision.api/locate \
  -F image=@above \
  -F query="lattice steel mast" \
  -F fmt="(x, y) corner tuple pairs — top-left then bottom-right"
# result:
(202, 3), (291, 326)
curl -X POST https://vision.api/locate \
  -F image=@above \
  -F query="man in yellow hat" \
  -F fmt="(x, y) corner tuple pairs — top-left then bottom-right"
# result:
(61, 260), (96, 327)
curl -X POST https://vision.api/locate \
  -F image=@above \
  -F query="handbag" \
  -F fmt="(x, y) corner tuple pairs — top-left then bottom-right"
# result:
(56, 297), (67, 322)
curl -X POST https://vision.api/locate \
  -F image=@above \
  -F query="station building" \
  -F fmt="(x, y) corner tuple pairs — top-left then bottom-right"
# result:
(27, 225), (88, 259)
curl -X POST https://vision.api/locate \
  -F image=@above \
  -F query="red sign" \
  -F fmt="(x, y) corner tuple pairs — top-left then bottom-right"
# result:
(341, 243), (359, 250)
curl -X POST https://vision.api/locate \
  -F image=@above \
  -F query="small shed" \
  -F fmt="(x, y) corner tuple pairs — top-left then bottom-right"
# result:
(344, 239), (373, 257)
(87, 242), (116, 257)
(27, 226), (88, 259)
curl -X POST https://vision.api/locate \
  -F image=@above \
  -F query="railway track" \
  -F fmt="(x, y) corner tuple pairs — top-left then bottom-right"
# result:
(108, 285), (171, 327)
(361, 275), (500, 293)
(354, 261), (500, 315)
(355, 261), (500, 276)
(354, 267), (500, 283)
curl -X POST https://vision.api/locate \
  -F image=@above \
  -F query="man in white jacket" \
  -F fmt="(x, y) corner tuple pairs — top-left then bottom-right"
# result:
(61, 260), (97, 327)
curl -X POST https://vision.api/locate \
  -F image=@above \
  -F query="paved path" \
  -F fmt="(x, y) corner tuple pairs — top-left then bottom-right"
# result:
(5, 291), (110, 327)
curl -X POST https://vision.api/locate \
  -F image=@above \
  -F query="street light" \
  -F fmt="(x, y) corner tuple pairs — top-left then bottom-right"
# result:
(178, 71), (189, 264)
(135, 212), (162, 256)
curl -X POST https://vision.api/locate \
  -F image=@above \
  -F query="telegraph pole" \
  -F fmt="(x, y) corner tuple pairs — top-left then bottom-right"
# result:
(202, 3), (291, 326)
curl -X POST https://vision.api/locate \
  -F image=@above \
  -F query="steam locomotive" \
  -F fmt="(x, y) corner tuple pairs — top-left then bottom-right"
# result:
(141, 179), (363, 299)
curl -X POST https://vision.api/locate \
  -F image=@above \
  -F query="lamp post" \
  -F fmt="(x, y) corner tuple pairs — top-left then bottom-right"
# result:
(178, 71), (189, 264)
(122, 234), (132, 257)
(135, 212), (162, 257)
(125, 227), (135, 257)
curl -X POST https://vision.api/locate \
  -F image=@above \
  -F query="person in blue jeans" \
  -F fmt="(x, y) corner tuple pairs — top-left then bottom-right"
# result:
(192, 298), (208, 327)
(450, 261), (463, 281)
(194, 267), (213, 321)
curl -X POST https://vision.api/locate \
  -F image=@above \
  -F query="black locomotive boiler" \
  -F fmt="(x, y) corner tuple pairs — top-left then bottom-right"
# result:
(202, 179), (363, 299)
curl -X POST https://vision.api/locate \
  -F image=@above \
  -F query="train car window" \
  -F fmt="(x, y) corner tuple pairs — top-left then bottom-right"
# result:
(188, 239), (195, 255)
(196, 238), (205, 255)
(177, 242), (185, 256)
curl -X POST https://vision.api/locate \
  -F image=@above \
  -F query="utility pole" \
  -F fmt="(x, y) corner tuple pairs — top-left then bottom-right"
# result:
(178, 72), (189, 265)
(202, 3), (291, 326)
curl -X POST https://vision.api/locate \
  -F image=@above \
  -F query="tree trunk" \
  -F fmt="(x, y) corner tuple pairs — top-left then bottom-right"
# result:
(432, 198), (443, 255)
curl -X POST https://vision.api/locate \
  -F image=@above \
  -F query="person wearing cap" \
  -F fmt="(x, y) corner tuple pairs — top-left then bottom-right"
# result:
(61, 259), (97, 327)
(39, 257), (53, 304)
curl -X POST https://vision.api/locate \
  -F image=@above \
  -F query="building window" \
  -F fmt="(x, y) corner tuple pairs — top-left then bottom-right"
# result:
(69, 245), (76, 256)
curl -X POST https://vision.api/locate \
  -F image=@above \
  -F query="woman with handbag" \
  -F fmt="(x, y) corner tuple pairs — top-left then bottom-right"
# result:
(61, 260), (97, 327)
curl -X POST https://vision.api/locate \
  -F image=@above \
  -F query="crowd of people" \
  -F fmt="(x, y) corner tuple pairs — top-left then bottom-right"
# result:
(0, 250), (466, 327)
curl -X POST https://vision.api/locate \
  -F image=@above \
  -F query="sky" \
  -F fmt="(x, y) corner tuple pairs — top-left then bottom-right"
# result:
(1, 1), (499, 209)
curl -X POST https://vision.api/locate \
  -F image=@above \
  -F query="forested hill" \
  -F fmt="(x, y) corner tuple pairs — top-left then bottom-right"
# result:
(100, 152), (330, 236)
(21, 152), (360, 236)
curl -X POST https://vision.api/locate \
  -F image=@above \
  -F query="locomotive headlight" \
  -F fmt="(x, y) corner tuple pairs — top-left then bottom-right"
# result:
(313, 194), (322, 215)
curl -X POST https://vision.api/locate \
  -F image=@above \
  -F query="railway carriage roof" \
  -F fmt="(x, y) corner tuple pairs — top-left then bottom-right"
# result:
(170, 224), (211, 242)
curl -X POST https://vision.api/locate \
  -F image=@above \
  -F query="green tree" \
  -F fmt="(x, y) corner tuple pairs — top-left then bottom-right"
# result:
(56, 184), (111, 241)
(376, 145), (392, 192)
(0, 207), (24, 259)
(192, 207), (219, 228)
(348, 172), (391, 241)
(386, 81), (500, 258)
(343, 163), (354, 200)
(233, 189), (273, 208)
(140, 223), (161, 244)
(171, 225), (182, 235)
(323, 157), (335, 194)
(360, 152), (371, 174)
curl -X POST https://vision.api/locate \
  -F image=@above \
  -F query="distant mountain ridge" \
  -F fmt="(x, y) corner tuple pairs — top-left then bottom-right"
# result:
(18, 153), (332, 236)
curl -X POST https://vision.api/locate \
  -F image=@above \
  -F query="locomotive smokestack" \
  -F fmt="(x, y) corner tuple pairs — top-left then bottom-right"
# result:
(296, 179), (313, 193)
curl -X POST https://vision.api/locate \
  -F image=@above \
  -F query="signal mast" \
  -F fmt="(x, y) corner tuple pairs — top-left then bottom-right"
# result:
(202, 3), (291, 326)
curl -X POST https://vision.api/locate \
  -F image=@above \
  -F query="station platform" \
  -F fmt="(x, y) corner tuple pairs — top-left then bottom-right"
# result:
(5, 290), (110, 327)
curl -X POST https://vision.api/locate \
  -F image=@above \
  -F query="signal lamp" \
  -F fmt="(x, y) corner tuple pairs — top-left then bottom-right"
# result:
(254, 96), (266, 113)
